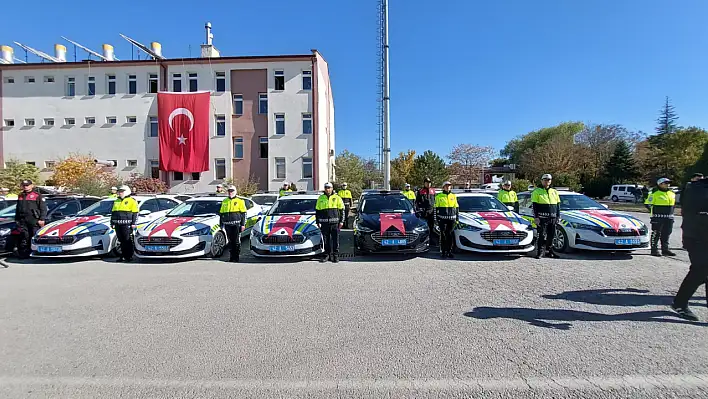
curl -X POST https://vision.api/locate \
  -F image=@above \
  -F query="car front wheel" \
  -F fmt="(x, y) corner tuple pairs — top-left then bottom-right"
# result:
(553, 226), (570, 253)
(210, 231), (226, 258)
(611, 195), (619, 202)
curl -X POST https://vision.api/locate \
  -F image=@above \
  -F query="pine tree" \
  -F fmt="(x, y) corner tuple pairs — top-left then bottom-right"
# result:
(604, 141), (640, 184)
(655, 96), (678, 136)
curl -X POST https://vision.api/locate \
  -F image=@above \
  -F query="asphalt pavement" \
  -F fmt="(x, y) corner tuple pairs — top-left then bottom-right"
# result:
(1, 214), (706, 398)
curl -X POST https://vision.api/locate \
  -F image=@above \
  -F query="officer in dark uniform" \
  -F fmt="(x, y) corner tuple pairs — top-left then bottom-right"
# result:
(434, 181), (459, 259)
(219, 185), (247, 262)
(316, 182), (344, 263)
(110, 185), (138, 262)
(337, 183), (353, 229)
(645, 177), (677, 257)
(15, 179), (47, 258)
(416, 177), (437, 245)
(531, 174), (561, 259)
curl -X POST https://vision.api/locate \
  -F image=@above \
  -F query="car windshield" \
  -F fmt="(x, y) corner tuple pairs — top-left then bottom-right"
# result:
(77, 200), (116, 216)
(361, 195), (413, 214)
(457, 196), (510, 212)
(252, 195), (278, 206)
(167, 201), (222, 217)
(269, 198), (318, 215)
(560, 194), (605, 210)
(0, 204), (16, 217)
(45, 198), (65, 211)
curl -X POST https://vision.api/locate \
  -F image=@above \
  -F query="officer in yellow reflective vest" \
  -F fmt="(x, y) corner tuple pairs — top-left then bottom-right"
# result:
(111, 185), (139, 262)
(108, 186), (118, 198)
(531, 174), (561, 259)
(316, 182), (345, 263)
(279, 182), (292, 197)
(645, 177), (677, 257)
(497, 180), (519, 212)
(434, 181), (459, 258)
(401, 183), (416, 204)
(338, 182), (353, 229)
(220, 185), (247, 262)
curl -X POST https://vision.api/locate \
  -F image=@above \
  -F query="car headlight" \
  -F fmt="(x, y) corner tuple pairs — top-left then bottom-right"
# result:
(183, 226), (211, 237)
(413, 224), (428, 233)
(251, 229), (264, 238)
(74, 228), (109, 240)
(0, 228), (11, 236)
(570, 222), (602, 232)
(356, 224), (373, 233)
(457, 222), (482, 232)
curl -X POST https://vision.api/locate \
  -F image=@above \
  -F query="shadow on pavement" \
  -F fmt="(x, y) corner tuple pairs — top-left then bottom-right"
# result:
(559, 251), (634, 261)
(543, 288), (706, 308)
(464, 307), (708, 330)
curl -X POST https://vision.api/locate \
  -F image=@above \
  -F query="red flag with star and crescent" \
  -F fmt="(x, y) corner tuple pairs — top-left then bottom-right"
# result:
(158, 92), (210, 173)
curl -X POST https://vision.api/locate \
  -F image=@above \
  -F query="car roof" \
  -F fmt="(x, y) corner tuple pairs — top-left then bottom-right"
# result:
(519, 189), (582, 196)
(251, 193), (278, 196)
(456, 192), (495, 198)
(185, 195), (249, 202)
(278, 193), (321, 200)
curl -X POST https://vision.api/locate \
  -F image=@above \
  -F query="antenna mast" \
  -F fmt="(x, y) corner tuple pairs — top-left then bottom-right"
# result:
(380, 0), (391, 190)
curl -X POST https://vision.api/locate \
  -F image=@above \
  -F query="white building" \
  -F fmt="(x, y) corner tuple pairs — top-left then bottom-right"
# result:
(0, 35), (335, 193)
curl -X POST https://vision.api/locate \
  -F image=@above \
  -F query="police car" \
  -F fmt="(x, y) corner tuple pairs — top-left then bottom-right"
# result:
(31, 195), (181, 258)
(133, 195), (262, 259)
(517, 190), (650, 252)
(249, 192), (324, 257)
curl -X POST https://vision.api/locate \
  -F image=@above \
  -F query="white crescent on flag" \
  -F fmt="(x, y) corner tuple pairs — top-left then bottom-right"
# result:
(168, 108), (195, 131)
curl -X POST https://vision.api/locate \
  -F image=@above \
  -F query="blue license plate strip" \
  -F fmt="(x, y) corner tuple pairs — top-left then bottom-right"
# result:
(38, 246), (62, 253)
(269, 245), (295, 252)
(145, 245), (170, 252)
(381, 239), (407, 246)
(615, 238), (640, 245)
(493, 239), (520, 246)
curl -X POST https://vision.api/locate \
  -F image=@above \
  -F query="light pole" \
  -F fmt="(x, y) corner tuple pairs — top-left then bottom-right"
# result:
(382, 0), (391, 190)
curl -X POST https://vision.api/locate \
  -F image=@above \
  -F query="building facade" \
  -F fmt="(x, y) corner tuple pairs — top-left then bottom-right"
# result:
(0, 49), (335, 193)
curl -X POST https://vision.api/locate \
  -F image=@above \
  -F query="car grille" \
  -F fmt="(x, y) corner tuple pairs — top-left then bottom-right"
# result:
(371, 231), (419, 244)
(34, 236), (75, 245)
(480, 231), (528, 242)
(261, 235), (307, 244)
(137, 236), (183, 248)
(603, 228), (641, 237)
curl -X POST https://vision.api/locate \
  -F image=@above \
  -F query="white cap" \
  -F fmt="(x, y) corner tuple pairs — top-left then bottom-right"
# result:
(542, 174), (553, 180)
(117, 185), (131, 196)
(111, 186), (117, 190)
(442, 181), (452, 186)
(657, 177), (671, 185)
(405, 183), (411, 187)
(324, 182), (333, 188)
(503, 180), (512, 185)
(227, 185), (237, 192)
(216, 183), (223, 188)
(342, 182), (348, 186)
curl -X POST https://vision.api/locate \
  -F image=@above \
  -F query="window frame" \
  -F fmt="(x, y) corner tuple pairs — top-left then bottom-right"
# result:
(106, 116), (117, 125)
(44, 161), (56, 169)
(149, 116), (159, 137)
(215, 71), (226, 92)
(274, 113), (285, 135)
(215, 115), (226, 137)
(148, 73), (159, 94)
(126, 116), (137, 124)
(274, 70), (285, 91)
(43, 75), (55, 84)
(233, 94), (244, 116)
(44, 118), (55, 127)
(302, 113), (312, 134)
(106, 74), (116, 95)
(24, 118), (35, 127)
(64, 118), (76, 126)
(127, 160), (138, 168)
(302, 157), (313, 179)
(259, 137), (268, 159)
(3, 77), (14, 84)
(25, 76), (35, 84)
(65, 76), (76, 97)
(258, 93), (268, 114)
(87, 76), (96, 96)
(234, 137), (244, 159)
(302, 70), (312, 90)
(188, 72), (198, 92)
(85, 116), (96, 125)
(149, 160), (160, 179)
(275, 157), (286, 179)
(173, 171), (184, 181)
(127, 74), (137, 94)
(215, 158), (227, 180)
(172, 73), (182, 92)
(3, 119), (15, 127)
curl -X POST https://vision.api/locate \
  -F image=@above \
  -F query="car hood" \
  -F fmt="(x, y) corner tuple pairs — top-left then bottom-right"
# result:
(137, 215), (219, 237)
(36, 215), (110, 237)
(560, 209), (645, 230)
(459, 211), (531, 232)
(257, 214), (319, 236)
(359, 212), (423, 233)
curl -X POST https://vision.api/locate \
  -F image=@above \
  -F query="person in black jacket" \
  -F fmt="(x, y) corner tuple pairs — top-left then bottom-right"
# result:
(415, 177), (437, 245)
(15, 179), (47, 259)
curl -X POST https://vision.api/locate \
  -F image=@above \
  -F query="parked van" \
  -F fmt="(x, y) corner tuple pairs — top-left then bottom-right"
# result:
(610, 184), (644, 202)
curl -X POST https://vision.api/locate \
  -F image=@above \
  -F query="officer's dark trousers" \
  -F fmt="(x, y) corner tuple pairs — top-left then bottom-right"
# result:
(438, 219), (455, 254)
(17, 220), (38, 258)
(536, 218), (557, 253)
(224, 224), (241, 261)
(321, 223), (339, 256)
(115, 225), (134, 260)
(650, 218), (673, 252)
(673, 239), (708, 308)
(342, 205), (351, 228)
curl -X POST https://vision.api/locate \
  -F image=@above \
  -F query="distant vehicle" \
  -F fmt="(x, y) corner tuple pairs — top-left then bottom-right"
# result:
(610, 184), (644, 202)
(250, 193), (279, 213)
(481, 183), (500, 190)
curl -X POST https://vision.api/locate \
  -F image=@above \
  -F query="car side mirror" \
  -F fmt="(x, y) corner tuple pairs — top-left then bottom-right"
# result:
(507, 206), (514, 211)
(602, 204), (609, 209)
(138, 210), (152, 216)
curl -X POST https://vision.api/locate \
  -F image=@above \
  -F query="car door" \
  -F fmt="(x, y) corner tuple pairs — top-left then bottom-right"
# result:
(241, 198), (260, 234)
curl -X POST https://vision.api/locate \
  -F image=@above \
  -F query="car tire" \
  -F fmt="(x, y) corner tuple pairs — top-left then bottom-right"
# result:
(553, 226), (570, 253)
(110, 239), (122, 258)
(210, 231), (226, 258)
(611, 195), (619, 202)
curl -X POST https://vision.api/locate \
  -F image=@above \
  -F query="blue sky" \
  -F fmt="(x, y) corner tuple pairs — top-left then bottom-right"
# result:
(2, 0), (708, 161)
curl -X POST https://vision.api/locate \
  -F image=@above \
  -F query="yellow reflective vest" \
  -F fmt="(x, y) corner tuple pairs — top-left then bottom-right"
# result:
(220, 196), (247, 225)
(434, 191), (459, 221)
(497, 189), (518, 204)
(645, 189), (675, 219)
(402, 189), (416, 200)
(338, 189), (353, 205)
(531, 187), (560, 219)
(279, 189), (292, 197)
(111, 196), (138, 225)
(315, 193), (344, 224)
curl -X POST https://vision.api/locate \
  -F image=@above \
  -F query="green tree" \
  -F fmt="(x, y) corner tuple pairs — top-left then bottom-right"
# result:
(410, 150), (448, 186)
(640, 126), (708, 183)
(0, 160), (41, 194)
(490, 158), (509, 167)
(501, 122), (585, 166)
(685, 141), (708, 180)
(604, 141), (640, 184)
(333, 150), (365, 197)
(511, 178), (532, 193)
(391, 150), (416, 189)
(655, 96), (679, 136)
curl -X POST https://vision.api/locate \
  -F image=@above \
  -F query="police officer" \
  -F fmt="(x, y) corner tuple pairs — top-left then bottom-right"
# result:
(497, 180), (519, 212)
(111, 185), (138, 262)
(531, 174), (561, 259)
(337, 182), (353, 229)
(215, 184), (225, 194)
(402, 183), (416, 204)
(645, 177), (677, 257)
(15, 180), (47, 259)
(219, 185), (247, 262)
(416, 177), (437, 245)
(671, 174), (708, 321)
(109, 186), (118, 198)
(316, 182), (344, 263)
(279, 182), (292, 197)
(0, 188), (9, 198)
(690, 172), (704, 182)
(434, 181), (459, 259)
(4, 188), (18, 200)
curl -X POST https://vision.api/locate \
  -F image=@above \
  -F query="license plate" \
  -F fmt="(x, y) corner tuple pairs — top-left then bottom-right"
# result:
(493, 239), (519, 246)
(269, 245), (295, 252)
(144, 245), (170, 252)
(615, 238), (640, 246)
(381, 239), (407, 246)
(38, 246), (62, 253)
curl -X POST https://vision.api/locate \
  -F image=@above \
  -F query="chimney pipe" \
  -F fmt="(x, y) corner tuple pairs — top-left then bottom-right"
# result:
(150, 42), (162, 57)
(102, 44), (115, 61)
(54, 44), (66, 62)
(1, 45), (13, 64)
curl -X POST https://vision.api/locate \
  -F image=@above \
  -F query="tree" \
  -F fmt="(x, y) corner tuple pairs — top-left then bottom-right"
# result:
(0, 160), (41, 194)
(333, 150), (366, 197)
(390, 150), (416, 189)
(685, 141), (708, 181)
(222, 176), (260, 197)
(604, 141), (640, 184)
(125, 174), (168, 194)
(410, 150), (448, 186)
(574, 124), (643, 178)
(448, 144), (496, 187)
(655, 96), (679, 136)
(362, 158), (383, 189)
(51, 153), (121, 196)
(501, 122), (585, 166)
(490, 158), (509, 167)
(639, 127), (708, 183)
(511, 178), (532, 193)
(519, 133), (578, 181)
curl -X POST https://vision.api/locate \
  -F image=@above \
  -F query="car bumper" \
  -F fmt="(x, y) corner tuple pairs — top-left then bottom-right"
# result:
(250, 234), (323, 257)
(30, 236), (112, 257)
(354, 231), (429, 254)
(134, 236), (209, 259)
(455, 231), (535, 253)
(568, 229), (650, 251)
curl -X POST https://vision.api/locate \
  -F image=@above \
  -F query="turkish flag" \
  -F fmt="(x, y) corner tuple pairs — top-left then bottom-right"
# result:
(380, 213), (405, 235)
(158, 92), (210, 172)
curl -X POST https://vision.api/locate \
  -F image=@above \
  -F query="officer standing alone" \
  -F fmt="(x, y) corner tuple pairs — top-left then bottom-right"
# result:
(219, 185), (247, 262)
(645, 177), (677, 257)
(338, 183), (353, 229)
(531, 174), (561, 259)
(497, 180), (519, 212)
(434, 181), (459, 259)
(111, 185), (138, 262)
(402, 183), (416, 205)
(15, 180), (47, 259)
(316, 182), (344, 263)
(416, 177), (437, 245)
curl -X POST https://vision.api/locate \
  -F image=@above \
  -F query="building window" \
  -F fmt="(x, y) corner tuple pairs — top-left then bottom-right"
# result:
(126, 116), (137, 124)
(66, 77), (76, 96)
(107, 74), (116, 95)
(172, 73), (182, 92)
(150, 160), (160, 178)
(128, 75), (137, 94)
(127, 160), (138, 168)
(64, 118), (75, 126)
(302, 157), (313, 179)
(25, 76), (35, 84)
(215, 72), (226, 92)
(24, 119), (35, 127)
(215, 158), (226, 179)
(148, 73), (158, 93)
(274, 70), (285, 90)
(44, 161), (56, 169)
(215, 115), (226, 136)
(149, 116), (158, 137)
(233, 94), (243, 115)
(234, 137), (244, 159)
(87, 76), (96, 96)
(3, 77), (14, 84)
(3, 119), (14, 127)
(275, 113), (285, 135)
(106, 116), (117, 125)
(44, 118), (54, 127)
(302, 70), (312, 90)
(26, 161), (36, 166)
(275, 157), (286, 179)
(259, 137), (268, 158)
(302, 113), (312, 134)
(85, 117), (96, 125)
(173, 171), (183, 181)
(188, 72), (198, 92)
(44, 76), (55, 83)
(258, 93), (268, 114)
